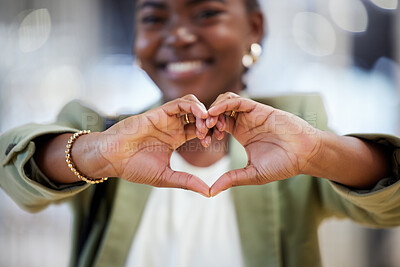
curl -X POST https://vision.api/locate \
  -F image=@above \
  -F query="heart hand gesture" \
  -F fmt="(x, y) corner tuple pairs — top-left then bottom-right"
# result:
(95, 94), (211, 197)
(206, 93), (322, 196)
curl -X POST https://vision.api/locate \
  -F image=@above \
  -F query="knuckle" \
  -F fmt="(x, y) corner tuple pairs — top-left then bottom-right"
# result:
(184, 94), (197, 101)
(183, 175), (192, 190)
(217, 93), (226, 99)
(226, 172), (236, 187)
(226, 92), (239, 99)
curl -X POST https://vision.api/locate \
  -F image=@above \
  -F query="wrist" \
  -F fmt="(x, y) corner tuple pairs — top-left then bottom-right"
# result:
(300, 130), (334, 179)
(71, 131), (116, 179)
(301, 131), (390, 188)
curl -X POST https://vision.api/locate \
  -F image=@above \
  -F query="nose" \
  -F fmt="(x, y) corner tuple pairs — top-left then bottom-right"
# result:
(164, 24), (197, 48)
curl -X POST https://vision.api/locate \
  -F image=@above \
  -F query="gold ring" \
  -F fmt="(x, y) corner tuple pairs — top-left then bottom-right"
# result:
(230, 110), (236, 117)
(185, 114), (190, 124)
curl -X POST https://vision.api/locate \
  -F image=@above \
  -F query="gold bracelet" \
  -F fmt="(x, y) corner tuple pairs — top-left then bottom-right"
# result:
(65, 130), (108, 184)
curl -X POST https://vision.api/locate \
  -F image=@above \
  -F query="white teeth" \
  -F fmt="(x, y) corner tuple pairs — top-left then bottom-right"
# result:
(166, 61), (203, 74)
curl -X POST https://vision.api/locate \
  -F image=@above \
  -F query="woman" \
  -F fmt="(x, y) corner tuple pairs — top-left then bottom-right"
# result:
(1, 0), (399, 266)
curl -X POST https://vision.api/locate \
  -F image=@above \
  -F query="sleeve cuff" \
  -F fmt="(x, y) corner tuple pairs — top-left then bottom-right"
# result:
(0, 124), (90, 211)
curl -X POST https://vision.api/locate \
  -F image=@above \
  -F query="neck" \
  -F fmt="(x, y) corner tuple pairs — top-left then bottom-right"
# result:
(177, 135), (230, 167)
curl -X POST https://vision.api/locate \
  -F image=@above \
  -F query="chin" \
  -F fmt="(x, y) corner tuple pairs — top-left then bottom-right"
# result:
(160, 83), (204, 99)
(157, 77), (241, 107)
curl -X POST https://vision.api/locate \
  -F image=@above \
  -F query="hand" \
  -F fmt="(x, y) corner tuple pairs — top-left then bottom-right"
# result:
(206, 92), (322, 196)
(93, 94), (211, 197)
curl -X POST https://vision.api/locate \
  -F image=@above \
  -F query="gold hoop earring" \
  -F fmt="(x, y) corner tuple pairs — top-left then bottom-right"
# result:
(242, 43), (263, 68)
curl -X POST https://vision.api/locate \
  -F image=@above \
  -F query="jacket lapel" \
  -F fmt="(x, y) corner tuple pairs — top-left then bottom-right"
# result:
(94, 179), (151, 267)
(229, 137), (282, 267)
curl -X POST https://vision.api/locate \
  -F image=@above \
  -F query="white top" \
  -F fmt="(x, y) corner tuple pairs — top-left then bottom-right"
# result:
(125, 152), (244, 267)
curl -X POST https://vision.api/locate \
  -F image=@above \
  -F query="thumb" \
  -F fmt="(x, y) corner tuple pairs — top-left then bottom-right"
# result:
(161, 168), (210, 197)
(210, 165), (259, 197)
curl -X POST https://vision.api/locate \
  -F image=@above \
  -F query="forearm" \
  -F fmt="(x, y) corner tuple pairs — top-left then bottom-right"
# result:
(34, 132), (110, 184)
(304, 131), (391, 189)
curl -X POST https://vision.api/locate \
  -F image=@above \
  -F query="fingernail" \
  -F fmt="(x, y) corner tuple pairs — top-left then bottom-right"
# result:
(205, 118), (211, 128)
(201, 192), (210, 198)
(201, 139), (209, 148)
(206, 136), (211, 146)
(206, 118), (214, 128)
(216, 132), (224, 141)
(210, 189), (219, 197)
(216, 120), (223, 130)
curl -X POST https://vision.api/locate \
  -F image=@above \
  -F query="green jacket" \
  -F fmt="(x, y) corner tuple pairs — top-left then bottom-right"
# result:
(1, 94), (400, 267)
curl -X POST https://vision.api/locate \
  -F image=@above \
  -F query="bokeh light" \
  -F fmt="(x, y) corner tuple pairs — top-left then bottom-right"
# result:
(18, 9), (51, 53)
(370, 0), (398, 9)
(330, 0), (368, 33)
(292, 12), (336, 56)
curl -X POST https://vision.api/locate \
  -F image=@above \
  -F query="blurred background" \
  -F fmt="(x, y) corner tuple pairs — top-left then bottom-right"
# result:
(0, 0), (399, 266)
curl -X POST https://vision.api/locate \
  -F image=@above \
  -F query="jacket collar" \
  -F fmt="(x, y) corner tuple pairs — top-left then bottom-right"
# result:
(229, 137), (281, 266)
(94, 181), (151, 267)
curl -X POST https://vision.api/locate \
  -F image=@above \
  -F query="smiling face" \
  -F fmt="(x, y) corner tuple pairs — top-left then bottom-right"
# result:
(134, 0), (264, 107)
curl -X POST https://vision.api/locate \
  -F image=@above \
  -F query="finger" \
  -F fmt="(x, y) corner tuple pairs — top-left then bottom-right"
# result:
(213, 115), (226, 140)
(216, 114), (226, 131)
(208, 92), (240, 110)
(208, 93), (229, 110)
(162, 168), (210, 197)
(210, 165), (258, 197)
(224, 110), (238, 120)
(207, 109), (233, 131)
(180, 94), (208, 119)
(182, 94), (207, 110)
(163, 99), (208, 119)
(213, 128), (225, 141)
(208, 97), (260, 117)
(214, 113), (236, 135)
(207, 92), (240, 127)
(181, 114), (207, 139)
(206, 115), (218, 129)
(181, 113), (194, 125)
(200, 129), (212, 147)
(196, 128), (205, 141)
(196, 117), (208, 139)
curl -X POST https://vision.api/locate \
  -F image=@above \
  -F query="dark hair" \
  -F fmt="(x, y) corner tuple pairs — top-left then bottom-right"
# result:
(245, 0), (261, 13)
